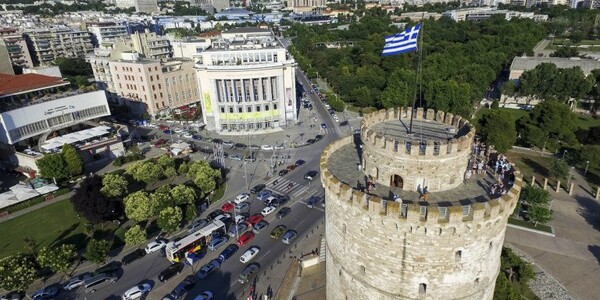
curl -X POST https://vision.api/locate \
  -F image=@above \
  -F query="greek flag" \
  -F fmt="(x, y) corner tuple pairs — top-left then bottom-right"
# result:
(381, 24), (421, 57)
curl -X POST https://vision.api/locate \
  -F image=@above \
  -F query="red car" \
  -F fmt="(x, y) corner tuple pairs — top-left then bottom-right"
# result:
(246, 214), (264, 227)
(237, 231), (255, 246)
(221, 202), (234, 212)
(159, 125), (169, 130)
(154, 139), (167, 147)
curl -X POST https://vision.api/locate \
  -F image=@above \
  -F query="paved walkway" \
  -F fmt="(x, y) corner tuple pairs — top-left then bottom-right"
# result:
(505, 161), (600, 300)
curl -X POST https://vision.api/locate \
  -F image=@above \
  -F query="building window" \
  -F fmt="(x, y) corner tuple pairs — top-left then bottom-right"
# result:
(265, 105), (269, 111)
(152, 85), (155, 91)
(247, 107), (251, 112)
(229, 107), (234, 113)
(220, 107), (225, 113)
(150, 75), (153, 81)
(155, 66), (158, 71)
(455, 250), (462, 262)
(238, 107), (242, 113)
(273, 104), (277, 110)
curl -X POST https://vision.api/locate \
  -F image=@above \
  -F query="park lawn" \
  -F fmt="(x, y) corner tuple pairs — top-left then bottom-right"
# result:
(0, 200), (87, 258)
(504, 150), (553, 185)
(574, 114), (600, 129)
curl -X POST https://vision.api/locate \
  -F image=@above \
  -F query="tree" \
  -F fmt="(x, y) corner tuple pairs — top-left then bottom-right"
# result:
(494, 271), (519, 300)
(124, 191), (157, 222)
(36, 244), (76, 275)
(53, 57), (93, 77)
(23, 237), (37, 258)
(36, 153), (69, 180)
(151, 190), (173, 212)
(71, 175), (123, 224)
(187, 161), (221, 196)
(157, 207), (182, 233)
(100, 173), (129, 198)
(519, 99), (578, 148)
(194, 172), (217, 196)
(0, 254), (37, 292)
(124, 225), (147, 245)
(84, 239), (111, 265)
(170, 185), (197, 206)
(580, 145), (600, 170)
(520, 186), (552, 226)
(157, 155), (175, 168)
(549, 158), (569, 180)
(479, 110), (517, 152)
(126, 161), (164, 184)
(61, 144), (83, 176)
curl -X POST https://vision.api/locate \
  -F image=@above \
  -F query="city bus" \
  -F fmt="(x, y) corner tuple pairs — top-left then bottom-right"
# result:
(166, 219), (226, 263)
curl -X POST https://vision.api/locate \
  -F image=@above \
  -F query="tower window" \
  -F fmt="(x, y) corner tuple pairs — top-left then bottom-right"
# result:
(419, 283), (427, 294)
(455, 250), (462, 262)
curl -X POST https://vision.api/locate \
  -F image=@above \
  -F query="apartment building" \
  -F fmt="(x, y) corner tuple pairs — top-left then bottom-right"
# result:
(286, 0), (326, 10)
(194, 27), (297, 134)
(134, 0), (159, 13)
(91, 51), (198, 117)
(24, 27), (93, 66)
(130, 31), (172, 60)
(87, 22), (129, 48)
(0, 28), (33, 70)
(190, 0), (231, 12)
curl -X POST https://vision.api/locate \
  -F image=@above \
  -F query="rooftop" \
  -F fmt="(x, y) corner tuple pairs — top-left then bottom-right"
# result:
(369, 119), (466, 142)
(510, 56), (600, 75)
(224, 27), (269, 34)
(326, 142), (511, 206)
(0, 73), (69, 97)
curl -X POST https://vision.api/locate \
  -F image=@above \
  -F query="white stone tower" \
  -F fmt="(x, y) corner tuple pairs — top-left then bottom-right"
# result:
(321, 107), (522, 300)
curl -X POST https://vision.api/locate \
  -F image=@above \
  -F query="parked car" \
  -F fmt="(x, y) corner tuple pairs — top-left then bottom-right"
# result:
(234, 193), (250, 204)
(261, 206), (276, 216)
(234, 201), (250, 213)
(194, 291), (214, 300)
(206, 209), (223, 221)
(122, 283), (152, 300)
(230, 154), (243, 161)
(218, 244), (239, 262)
(286, 165), (297, 171)
(221, 202), (234, 212)
(228, 223), (249, 237)
(282, 230), (298, 244)
(274, 145), (285, 150)
(252, 220), (269, 234)
(121, 248), (146, 265)
(272, 195), (290, 207)
(246, 214), (264, 227)
(239, 246), (260, 264)
(261, 145), (273, 150)
(63, 273), (93, 291)
(235, 143), (247, 149)
(158, 263), (184, 282)
(321, 123), (327, 129)
(250, 184), (266, 194)
(308, 196), (322, 208)
(256, 190), (272, 201)
(277, 207), (292, 219)
(270, 225), (287, 239)
(145, 239), (167, 254)
(182, 133), (193, 139)
(249, 145), (260, 150)
(237, 231), (255, 246)
(197, 259), (221, 280)
(264, 196), (278, 206)
(207, 236), (229, 251)
(239, 263), (261, 283)
(84, 272), (118, 293)
(31, 285), (59, 299)
(223, 141), (235, 147)
(168, 276), (197, 299)
(304, 170), (319, 181)
(234, 213), (248, 225)
(0, 291), (24, 300)
(94, 261), (122, 275)
(315, 135), (324, 141)
(306, 139), (316, 144)
(188, 219), (209, 233)
(295, 159), (305, 166)
(278, 169), (289, 176)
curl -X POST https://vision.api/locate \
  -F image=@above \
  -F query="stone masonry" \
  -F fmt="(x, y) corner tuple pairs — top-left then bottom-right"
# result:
(321, 108), (522, 300)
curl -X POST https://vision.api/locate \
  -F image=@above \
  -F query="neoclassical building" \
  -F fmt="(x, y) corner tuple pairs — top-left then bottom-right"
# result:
(195, 28), (297, 135)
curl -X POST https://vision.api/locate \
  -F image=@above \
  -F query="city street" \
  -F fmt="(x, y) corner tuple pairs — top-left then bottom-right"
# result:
(58, 72), (349, 300)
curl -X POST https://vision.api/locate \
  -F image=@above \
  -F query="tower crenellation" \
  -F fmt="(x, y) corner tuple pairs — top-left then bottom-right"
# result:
(323, 108), (521, 300)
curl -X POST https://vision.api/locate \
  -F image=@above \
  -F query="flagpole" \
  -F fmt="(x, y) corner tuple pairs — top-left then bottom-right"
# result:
(408, 16), (425, 135)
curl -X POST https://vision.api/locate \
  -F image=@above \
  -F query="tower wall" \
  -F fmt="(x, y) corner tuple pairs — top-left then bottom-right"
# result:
(360, 108), (476, 192)
(321, 128), (522, 300)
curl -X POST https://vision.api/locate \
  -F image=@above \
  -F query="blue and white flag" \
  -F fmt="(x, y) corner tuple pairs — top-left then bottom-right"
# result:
(381, 24), (421, 57)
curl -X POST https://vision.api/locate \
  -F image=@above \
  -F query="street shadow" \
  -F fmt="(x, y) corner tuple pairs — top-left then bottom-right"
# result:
(182, 270), (236, 300)
(575, 195), (600, 231)
(588, 245), (600, 265)
(521, 158), (550, 178)
(578, 184), (593, 197)
(49, 223), (81, 247)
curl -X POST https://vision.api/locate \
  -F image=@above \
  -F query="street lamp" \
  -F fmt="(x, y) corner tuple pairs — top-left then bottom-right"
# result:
(562, 149), (567, 159)
(567, 166), (575, 186)
(585, 160), (590, 175)
(542, 141), (547, 156)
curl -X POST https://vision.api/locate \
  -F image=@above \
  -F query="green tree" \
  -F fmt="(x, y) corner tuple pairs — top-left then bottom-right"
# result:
(520, 185), (553, 225)
(520, 99), (578, 148)
(187, 161), (221, 196)
(170, 185), (197, 206)
(61, 144), (84, 176)
(36, 153), (69, 180)
(124, 225), (147, 245)
(178, 161), (189, 175)
(157, 155), (175, 168)
(151, 189), (173, 212)
(124, 191), (157, 222)
(184, 203), (197, 222)
(100, 173), (129, 198)
(549, 158), (569, 180)
(84, 239), (111, 265)
(479, 110), (517, 152)
(36, 244), (76, 275)
(126, 161), (164, 184)
(500, 247), (535, 285)
(494, 271), (520, 300)
(500, 80), (517, 97)
(23, 237), (37, 258)
(0, 254), (37, 292)
(580, 145), (600, 170)
(157, 207), (182, 233)
(53, 57), (93, 77)
(164, 166), (178, 178)
(194, 172), (217, 196)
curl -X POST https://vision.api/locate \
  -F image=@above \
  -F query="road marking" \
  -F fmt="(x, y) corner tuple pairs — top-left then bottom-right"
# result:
(230, 280), (239, 288)
(256, 249), (272, 261)
(297, 201), (325, 212)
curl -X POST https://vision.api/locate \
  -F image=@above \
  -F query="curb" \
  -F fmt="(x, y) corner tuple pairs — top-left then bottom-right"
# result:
(507, 223), (555, 237)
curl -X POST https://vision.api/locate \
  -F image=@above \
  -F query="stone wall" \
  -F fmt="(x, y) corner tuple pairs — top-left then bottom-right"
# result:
(360, 108), (475, 191)
(321, 134), (522, 300)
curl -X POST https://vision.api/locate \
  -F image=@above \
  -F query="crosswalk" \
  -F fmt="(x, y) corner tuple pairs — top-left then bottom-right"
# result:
(264, 177), (324, 200)
(319, 128), (335, 134)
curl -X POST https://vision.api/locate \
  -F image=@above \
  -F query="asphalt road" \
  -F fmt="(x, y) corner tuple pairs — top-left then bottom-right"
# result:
(58, 73), (342, 300)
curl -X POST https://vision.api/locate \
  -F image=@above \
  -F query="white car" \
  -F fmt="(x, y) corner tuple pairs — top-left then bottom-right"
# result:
(122, 283), (152, 300)
(239, 246), (260, 263)
(233, 193), (250, 204)
(173, 128), (184, 133)
(261, 206), (276, 216)
(145, 239), (167, 254)
(182, 133), (193, 139)
(63, 273), (92, 291)
(194, 291), (214, 300)
(261, 145), (273, 150)
(274, 145), (285, 150)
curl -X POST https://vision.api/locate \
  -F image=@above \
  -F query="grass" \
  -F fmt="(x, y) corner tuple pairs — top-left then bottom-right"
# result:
(0, 200), (87, 258)
(504, 150), (553, 184)
(574, 115), (600, 129)
(508, 217), (553, 234)
(212, 184), (226, 202)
